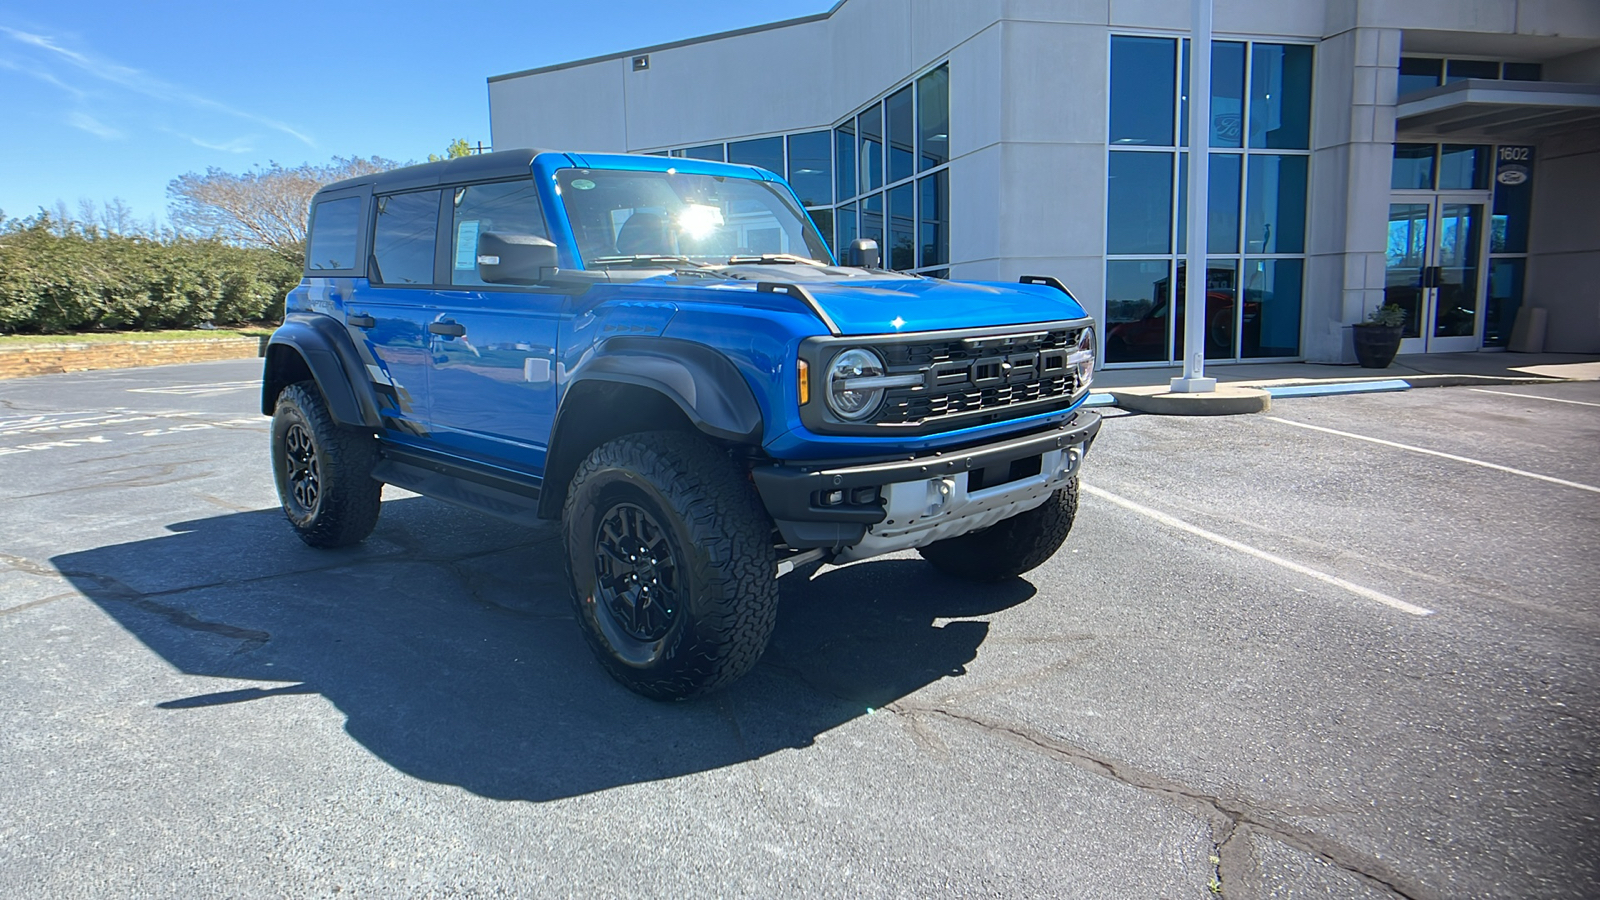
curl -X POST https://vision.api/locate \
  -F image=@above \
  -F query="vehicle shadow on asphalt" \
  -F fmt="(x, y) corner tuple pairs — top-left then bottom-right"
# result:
(50, 495), (1034, 802)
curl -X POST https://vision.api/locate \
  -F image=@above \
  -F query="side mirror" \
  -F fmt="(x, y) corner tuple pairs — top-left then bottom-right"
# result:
(477, 232), (559, 284)
(846, 238), (880, 269)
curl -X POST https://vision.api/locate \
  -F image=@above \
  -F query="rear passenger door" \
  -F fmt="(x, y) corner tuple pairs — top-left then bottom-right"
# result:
(346, 188), (443, 436)
(423, 178), (565, 473)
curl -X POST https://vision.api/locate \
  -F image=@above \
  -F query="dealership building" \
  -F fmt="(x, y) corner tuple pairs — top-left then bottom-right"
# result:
(487, 0), (1600, 366)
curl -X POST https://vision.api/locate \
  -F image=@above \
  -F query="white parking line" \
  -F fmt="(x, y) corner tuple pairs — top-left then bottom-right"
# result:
(1082, 484), (1434, 617)
(127, 381), (258, 396)
(1467, 388), (1600, 409)
(1265, 417), (1600, 495)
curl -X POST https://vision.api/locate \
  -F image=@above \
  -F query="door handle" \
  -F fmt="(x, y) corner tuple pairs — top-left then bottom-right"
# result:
(1422, 266), (1442, 289)
(429, 321), (466, 337)
(347, 314), (376, 329)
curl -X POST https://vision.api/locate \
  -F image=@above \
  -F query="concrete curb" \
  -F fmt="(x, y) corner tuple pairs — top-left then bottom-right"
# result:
(0, 336), (269, 380)
(1107, 385), (1271, 416)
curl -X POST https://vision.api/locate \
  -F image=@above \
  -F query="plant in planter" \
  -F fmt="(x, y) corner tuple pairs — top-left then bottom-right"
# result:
(1352, 303), (1407, 368)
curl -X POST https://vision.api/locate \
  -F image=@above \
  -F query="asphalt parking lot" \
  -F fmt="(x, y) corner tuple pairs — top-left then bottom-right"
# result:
(2, 359), (1597, 899)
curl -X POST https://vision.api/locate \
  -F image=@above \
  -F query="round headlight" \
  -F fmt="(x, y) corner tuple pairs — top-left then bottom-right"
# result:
(826, 348), (887, 420)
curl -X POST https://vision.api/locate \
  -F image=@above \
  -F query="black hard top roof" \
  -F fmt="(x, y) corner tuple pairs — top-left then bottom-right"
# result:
(318, 148), (555, 195)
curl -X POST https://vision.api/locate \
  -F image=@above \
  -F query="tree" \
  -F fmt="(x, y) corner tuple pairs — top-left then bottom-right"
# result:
(428, 138), (473, 163)
(167, 156), (399, 267)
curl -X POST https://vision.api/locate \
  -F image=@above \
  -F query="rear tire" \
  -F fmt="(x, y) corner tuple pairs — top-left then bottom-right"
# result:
(918, 479), (1078, 582)
(271, 381), (382, 548)
(563, 431), (778, 700)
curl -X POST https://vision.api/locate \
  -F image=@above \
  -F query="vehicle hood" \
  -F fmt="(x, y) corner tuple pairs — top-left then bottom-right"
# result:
(708, 269), (1090, 335)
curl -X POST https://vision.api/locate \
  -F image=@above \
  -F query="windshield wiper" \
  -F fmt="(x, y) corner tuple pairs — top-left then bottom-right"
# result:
(722, 253), (828, 266)
(589, 254), (712, 269)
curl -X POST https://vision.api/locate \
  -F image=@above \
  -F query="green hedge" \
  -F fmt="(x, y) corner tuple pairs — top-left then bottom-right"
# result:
(0, 217), (300, 334)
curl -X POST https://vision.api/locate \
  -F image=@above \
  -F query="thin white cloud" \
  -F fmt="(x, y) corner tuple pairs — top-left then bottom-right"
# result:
(0, 54), (87, 99)
(67, 110), (122, 139)
(0, 25), (314, 146)
(181, 133), (255, 153)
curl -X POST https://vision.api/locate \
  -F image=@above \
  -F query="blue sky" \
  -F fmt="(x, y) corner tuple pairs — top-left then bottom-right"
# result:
(0, 0), (831, 227)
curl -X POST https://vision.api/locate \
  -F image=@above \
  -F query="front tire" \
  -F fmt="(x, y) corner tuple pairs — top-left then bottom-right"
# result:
(271, 381), (382, 548)
(917, 479), (1078, 582)
(563, 432), (778, 701)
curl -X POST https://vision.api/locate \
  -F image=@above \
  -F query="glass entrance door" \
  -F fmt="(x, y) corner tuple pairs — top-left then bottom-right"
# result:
(1384, 196), (1487, 354)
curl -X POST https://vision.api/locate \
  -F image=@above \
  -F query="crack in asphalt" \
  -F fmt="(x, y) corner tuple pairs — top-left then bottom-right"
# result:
(888, 704), (1431, 900)
(0, 551), (63, 579)
(0, 591), (78, 617)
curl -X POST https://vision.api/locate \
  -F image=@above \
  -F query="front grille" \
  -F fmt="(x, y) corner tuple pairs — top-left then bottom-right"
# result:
(873, 325), (1085, 428)
(800, 320), (1091, 436)
(881, 373), (1077, 424)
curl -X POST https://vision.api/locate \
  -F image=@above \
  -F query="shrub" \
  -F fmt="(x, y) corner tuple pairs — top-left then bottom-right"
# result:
(0, 214), (299, 334)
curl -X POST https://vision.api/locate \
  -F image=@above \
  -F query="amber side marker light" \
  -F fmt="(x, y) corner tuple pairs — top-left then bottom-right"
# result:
(797, 359), (810, 405)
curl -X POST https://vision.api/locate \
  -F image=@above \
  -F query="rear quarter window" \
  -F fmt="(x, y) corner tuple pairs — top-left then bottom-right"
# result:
(306, 197), (362, 271)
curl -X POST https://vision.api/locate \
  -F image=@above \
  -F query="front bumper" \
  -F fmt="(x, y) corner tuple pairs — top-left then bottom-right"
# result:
(751, 411), (1101, 551)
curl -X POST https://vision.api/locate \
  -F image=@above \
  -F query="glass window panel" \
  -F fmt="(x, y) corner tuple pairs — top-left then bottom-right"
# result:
(1178, 152), (1243, 254)
(1502, 62), (1541, 82)
(918, 64), (949, 171)
(450, 180), (548, 287)
(859, 103), (884, 191)
(1105, 259), (1172, 363)
(807, 207), (834, 256)
(727, 136), (783, 174)
(1385, 203), (1430, 339)
(682, 144), (725, 162)
(1245, 154), (1307, 254)
(670, 149), (686, 158)
(306, 197), (361, 271)
(1446, 59), (1499, 83)
(1249, 44), (1313, 150)
(1175, 259), (1239, 361)
(1241, 258), (1301, 357)
(1110, 36), (1177, 146)
(835, 121), (857, 201)
(1491, 146), (1534, 254)
(1391, 143), (1436, 190)
(861, 191), (884, 250)
(835, 201), (858, 258)
(1106, 151), (1174, 255)
(1483, 258), (1524, 348)
(786, 131), (832, 207)
(1398, 57), (1443, 97)
(919, 170), (948, 268)
(886, 84), (915, 184)
(1434, 202), (1482, 338)
(1181, 40), (1246, 147)
(1438, 144), (1489, 190)
(922, 268), (949, 279)
(372, 190), (441, 285)
(888, 183), (915, 270)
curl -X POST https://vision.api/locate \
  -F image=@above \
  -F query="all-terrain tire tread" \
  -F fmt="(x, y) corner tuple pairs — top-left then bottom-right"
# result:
(563, 431), (778, 700)
(273, 381), (382, 549)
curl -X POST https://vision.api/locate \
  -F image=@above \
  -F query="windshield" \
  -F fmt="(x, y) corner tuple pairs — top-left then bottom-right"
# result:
(555, 168), (832, 268)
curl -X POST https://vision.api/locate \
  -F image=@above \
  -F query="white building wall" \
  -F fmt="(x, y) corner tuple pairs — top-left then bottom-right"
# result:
(489, 0), (1600, 360)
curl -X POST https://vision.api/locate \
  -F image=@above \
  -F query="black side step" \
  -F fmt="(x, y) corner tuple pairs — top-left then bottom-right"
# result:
(373, 449), (545, 527)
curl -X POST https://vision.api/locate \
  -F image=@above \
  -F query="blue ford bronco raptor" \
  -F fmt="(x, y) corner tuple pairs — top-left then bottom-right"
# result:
(263, 149), (1100, 700)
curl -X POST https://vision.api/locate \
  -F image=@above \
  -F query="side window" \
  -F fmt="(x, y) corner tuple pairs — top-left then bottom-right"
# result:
(306, 197), (362, 271)
(450, 179), (548, 287)
(371, 190), (441, 285)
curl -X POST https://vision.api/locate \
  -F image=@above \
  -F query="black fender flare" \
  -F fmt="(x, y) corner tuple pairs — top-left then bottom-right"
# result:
(538, 338), (765, 519)
(558, 337), (764, 445)
(260, 313), (383, 428)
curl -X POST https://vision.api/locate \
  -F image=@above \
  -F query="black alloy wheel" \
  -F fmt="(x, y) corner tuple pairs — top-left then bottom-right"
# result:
(593, 502), (682, 643)
(282, 422), (321, 517)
